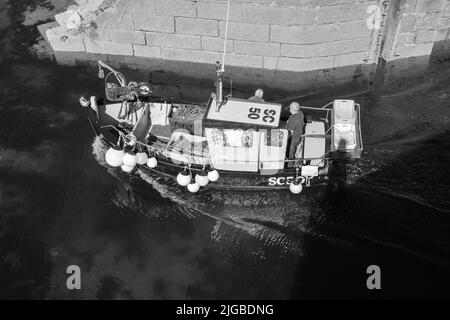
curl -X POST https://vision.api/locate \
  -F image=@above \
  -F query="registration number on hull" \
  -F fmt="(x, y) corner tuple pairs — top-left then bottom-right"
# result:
(268, 176), (306, 186)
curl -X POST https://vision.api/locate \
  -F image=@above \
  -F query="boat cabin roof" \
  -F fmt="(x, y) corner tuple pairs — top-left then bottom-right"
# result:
(204, 97), (282, 129)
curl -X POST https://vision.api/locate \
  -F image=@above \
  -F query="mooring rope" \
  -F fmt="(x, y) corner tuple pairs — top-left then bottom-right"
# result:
(221, 0), (231, 72)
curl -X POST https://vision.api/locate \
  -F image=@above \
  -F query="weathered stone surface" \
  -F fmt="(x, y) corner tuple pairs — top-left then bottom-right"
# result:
(45, 0), (449, 74)
(155, 0), (196, 17)
(234, 40), (280, 56)
(399, 14), (418, 32)
(242, 5), (295, 25)
(201, 36), (233, 52)
(219, 22), (270, 42)
(396, 32), (415, 48)
(146, 32), (201, 49)
(275, 56), (334, 72)
(124, 0), (156, 14)
(295, 6), (316, 25)
(161, 47), (220, 64)
(224, 53), (263, 68)
(317, 3), (366, 24)
(438, 16), (450, 28)
(333, 51), (368, 67)
(175, 17), (218, 36)
(411, 42), (434, 56)
(435, 27), (450, 41)
(414, 30), (436, 43)
(133, 45), (161, 58)
(109, 30), (146, 45)
(280, 43), (321, 58)
(444, 1), (450, 16)
(49, 35), (86, 52)
(134, 14), (175, 33)
(336, 20), (372, 40)
(393, 41), (434, 59)
(85, 39), (133, 55)
(55, 10), (77, 27)
(416, 12), (440, 29)
(263, 56), (278, 69)
(95, 12), (133, 31)
(321, 38), (371, 56)
(415, 0), (445, 13)
(271, 24), (337, 44)
(197, 2), (243, 21)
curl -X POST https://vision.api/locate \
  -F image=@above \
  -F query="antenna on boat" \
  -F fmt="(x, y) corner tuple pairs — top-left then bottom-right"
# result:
(215, 0), (231, 112)
(215, 61), (223, 111)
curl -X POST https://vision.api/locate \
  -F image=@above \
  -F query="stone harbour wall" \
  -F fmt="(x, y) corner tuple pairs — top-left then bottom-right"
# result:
(385, 0), (450, 60)
(47, 0), (384, 70)
(43, 0), (450, 90)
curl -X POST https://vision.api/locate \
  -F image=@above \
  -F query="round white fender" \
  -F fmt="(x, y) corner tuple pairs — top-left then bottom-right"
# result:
(146, 157), (158, 168)
(177, 171), (191, 186)
(122, 150), (137, 167)
(195, 171), (209, 186)
(105, 146), (124, 167)
(187, 182), (200, 193)
(121, 164), (134, 173)
(135, 152), (148, 165)
(289, 180), (303, 194)
(207, 170), (220, 182)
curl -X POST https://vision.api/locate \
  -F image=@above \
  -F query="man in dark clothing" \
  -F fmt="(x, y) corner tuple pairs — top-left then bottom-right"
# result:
(286, 102), (305, 159)
(248, 88), (265, 102)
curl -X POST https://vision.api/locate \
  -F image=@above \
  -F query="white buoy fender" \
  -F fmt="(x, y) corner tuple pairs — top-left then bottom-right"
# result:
(90, 96), (97, 112)
(105, 146), (124, 167)
(146, 157), (158, 168)
(289, 180), (303, 194)
(195, 171), (209, 186)
(176, 171), (191, 186)
(187, 182), (200, 193)
(207, 170), (219, 182)
(121, 164), (134, 173)
(122, 150), (137, 167)
(136, 152), (148, 165)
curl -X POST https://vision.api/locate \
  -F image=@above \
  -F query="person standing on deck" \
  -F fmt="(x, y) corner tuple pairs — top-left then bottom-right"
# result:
(286, 102), (305, 159)
(248, 88), (265, 102)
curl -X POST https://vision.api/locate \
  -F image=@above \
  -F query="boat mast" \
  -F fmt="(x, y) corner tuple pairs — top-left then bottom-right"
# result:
(215, 0), (231, 112)
(215, 61), (223, 111)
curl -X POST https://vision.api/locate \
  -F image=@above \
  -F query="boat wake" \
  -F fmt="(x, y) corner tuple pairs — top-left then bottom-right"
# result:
(91, 136), (352, 255)
(92, 131), (450, 265)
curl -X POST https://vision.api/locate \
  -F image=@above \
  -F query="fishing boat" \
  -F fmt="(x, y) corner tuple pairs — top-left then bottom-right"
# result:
(79, 60), (363, 194)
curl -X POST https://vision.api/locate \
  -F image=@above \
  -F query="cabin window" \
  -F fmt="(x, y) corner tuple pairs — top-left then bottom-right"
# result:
(210, 128), (255, 148)
(168, 131), (209, 154)
(263, 129), (285, 147)
(205, 128), (260, 172)
(259, 129), (288, 173)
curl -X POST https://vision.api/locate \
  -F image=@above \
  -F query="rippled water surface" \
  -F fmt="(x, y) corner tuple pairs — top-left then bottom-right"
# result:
(1, 0), (450, 299)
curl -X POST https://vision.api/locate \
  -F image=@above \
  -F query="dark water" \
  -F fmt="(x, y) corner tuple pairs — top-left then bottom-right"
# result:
(1, 0), (450, 299)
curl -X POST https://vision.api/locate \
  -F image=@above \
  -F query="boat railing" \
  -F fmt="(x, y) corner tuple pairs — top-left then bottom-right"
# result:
(164, 145), (210, 159)
(107, 125), (331, 168)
